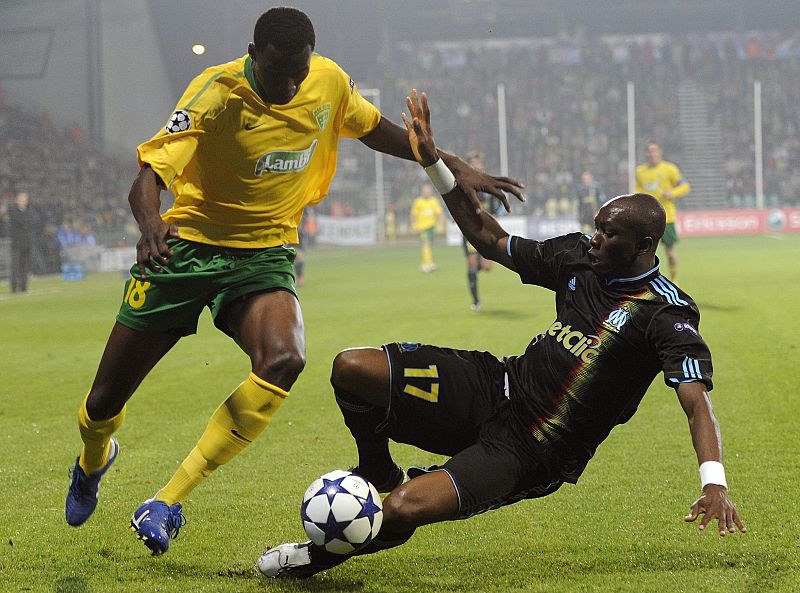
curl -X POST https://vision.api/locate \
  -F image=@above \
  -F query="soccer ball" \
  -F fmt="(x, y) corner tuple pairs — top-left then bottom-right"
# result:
(300, 469), (383, 554)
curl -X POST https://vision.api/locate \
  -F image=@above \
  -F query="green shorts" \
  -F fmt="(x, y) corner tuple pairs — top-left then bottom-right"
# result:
(116, 238), (297, 337)
(662, 222), (679, 247)
(419, 227), (435, 243)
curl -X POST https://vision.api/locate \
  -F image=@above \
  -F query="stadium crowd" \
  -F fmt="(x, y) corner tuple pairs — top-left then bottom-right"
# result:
(0, 88), (136, 274)
(2, 30), (798, 270)
(365, 30), (800, 215)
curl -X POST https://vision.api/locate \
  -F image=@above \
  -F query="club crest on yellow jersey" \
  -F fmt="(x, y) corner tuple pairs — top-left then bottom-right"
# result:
(314, 103), (331, 131)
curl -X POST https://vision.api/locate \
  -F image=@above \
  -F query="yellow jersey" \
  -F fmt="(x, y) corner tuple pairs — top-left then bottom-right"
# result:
(635, 160), (690, 223)
(411, 196), (443, 232)
(137, 54), (381, 247)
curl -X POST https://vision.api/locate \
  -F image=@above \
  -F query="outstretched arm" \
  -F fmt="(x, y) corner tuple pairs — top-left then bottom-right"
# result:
(401, 90), (521, 270)
(360, 105), (525, 214)
(358, 116), (416, 160)
(676, 381), (746, 536)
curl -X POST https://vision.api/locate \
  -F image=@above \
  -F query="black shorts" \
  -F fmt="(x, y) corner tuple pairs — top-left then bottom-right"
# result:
(382, 342), (564, 519)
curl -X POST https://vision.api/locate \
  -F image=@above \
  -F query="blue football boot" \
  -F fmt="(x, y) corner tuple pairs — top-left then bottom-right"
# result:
(130, 498), (186, 556)
(65, 437), (120, 526)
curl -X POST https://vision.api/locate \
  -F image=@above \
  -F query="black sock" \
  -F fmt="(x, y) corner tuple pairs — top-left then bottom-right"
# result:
(334, 388), (395, 482)
(354, 528), (415, 557)
(307, 528), (414, 573)
(468, 269), (479, 304)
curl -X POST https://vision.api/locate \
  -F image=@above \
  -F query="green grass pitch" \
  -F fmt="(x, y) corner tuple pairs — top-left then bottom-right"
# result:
(1, 234), (798, 593)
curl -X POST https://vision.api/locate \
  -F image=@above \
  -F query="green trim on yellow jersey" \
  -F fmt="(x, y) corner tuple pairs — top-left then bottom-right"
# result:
(183, 72), (227, 111)
(244, 56), (266, 104)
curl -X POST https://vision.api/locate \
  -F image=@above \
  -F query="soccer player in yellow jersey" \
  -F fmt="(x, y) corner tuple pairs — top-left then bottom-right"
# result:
(411, 183), (444, 272)
(635, 141), (691, 281)
(64, 7), (523, 556)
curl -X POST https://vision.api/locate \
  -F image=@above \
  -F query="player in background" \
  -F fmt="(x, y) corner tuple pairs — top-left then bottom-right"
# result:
(293, 209), (319, 287)
(462, 152), (501, 311)
(635, 141), (690, 282)
(411, 182), (444, 272)
(385, 206), (397, 243)
(258, 90), (745, 579)
(575, 171), (606, 234)
(64, 9), (523, 556)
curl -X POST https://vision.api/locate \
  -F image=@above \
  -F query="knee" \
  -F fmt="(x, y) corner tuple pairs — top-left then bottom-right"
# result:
(252, 349), (306, 388)
(330, 349), (367, 391)
(381, 485), (426, 530)
(85, 381), (130, 420)
(85, 393), (115, 421)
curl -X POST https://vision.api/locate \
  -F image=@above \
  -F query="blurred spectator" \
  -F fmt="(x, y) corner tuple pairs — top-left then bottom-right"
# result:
(302, 209), (319, 248)
(40, 223), (62, 274)
(575, 171), (606, 233)
(9, 191), (34, 292)
(0, 98), (135, 249)
(358, 30), (800, 214)
(1, 30), (798, 247)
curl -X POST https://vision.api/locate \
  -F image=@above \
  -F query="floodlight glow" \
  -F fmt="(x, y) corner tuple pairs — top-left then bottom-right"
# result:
(192, 44), (206, 56)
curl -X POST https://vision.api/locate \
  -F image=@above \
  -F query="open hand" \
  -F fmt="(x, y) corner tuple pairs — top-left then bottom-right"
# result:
(401, 89), (525, 214)
(684, 484), (747, 536)
(401, 89), (438, 167)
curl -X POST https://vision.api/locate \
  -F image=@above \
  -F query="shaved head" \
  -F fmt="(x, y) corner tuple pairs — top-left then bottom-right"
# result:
(600, 193), (666, 245)
(588, 193), (666, 277)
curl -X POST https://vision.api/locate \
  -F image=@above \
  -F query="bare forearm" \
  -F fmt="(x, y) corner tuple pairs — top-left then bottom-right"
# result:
(679, 385), (723, 464)
(129, 166), (165, 229)
(361, 117), (466, 167)
(442, 188), (508, 262)
(688, 409), (723, 464)
(359, 117), (415, 160)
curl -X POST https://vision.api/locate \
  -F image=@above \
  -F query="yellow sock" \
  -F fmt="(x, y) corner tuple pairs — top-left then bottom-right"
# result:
(422, 243), (433, 266)
(78, 396), (126, 475)
(156, 373), (288, 504)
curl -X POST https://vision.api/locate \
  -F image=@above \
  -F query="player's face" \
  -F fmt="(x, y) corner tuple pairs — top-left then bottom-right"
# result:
(588, 206), (640, 277)
(646, 143), (662, 165)
(249, 43), (312, 105)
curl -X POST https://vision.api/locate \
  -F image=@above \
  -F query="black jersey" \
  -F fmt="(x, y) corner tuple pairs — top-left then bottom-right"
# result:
(505, 233), (713, 482)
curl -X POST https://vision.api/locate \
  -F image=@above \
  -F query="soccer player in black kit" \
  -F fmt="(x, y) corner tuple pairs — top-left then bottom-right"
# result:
(258, 90), (746, 578)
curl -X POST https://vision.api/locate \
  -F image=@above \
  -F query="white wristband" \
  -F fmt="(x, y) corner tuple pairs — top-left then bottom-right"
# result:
(423, 158), (457, 195)
(699, 461), (727, 489)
